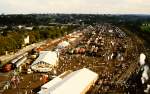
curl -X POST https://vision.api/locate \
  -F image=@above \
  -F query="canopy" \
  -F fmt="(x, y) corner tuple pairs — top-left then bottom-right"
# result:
(38, 68), (98, 94)
(31, 51), (59, 72)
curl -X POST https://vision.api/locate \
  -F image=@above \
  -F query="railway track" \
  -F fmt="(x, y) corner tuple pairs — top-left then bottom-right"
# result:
(116, 60), (139, 84)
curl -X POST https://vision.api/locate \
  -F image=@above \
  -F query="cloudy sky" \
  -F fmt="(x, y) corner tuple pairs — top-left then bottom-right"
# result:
(0, 0), (150, 14)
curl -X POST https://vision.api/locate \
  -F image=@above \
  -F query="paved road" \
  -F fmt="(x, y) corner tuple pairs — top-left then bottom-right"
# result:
(0, 41), (46, 64)
(0, 29), (80, 64)
(0, 37), (63, 64)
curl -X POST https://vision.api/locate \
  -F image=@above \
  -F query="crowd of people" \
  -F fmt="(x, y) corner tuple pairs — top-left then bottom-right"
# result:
(1, 24), (145, 94)
(54, 24), (144, 93)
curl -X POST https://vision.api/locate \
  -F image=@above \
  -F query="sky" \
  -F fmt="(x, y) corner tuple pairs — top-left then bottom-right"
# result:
(0, 0), (150, 14)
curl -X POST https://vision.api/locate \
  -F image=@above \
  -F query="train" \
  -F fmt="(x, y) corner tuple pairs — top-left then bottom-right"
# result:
(2, 52), (28, 72)
(11, 52), (28, 64)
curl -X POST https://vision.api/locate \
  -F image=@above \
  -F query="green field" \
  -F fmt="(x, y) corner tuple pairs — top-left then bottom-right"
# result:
(141, 25), (150, 32)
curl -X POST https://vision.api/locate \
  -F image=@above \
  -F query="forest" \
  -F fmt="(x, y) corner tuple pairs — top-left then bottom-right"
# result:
(0, 25), (78, 55)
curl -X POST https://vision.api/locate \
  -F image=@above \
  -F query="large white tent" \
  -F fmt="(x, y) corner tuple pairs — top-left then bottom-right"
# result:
(38, 68), (98, 94)
(57, 41), (70, 49)
(31, 51), (59, 72)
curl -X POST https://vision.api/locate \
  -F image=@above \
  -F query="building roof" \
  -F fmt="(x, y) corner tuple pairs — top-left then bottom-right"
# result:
(39, 68), (98, 94)
(41, 77), (62, 90)
(31, 51), (59, 72)
(31, 51), (58, 66)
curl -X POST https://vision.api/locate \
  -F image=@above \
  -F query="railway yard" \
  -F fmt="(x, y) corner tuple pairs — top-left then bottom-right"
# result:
(0, 24), (147, 94)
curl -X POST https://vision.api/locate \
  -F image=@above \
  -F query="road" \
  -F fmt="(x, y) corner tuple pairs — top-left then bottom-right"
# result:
(0, 40), (46, 64)
(0, 37), (65, 64)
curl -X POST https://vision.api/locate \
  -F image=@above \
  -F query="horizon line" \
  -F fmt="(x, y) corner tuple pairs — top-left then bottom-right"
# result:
(1, 13), (150, 16)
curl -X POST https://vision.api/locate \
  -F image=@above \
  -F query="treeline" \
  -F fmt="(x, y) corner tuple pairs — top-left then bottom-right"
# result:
(0, 32), (23, 55)
(0, 25), (78, 55)
(1, 14), (150, 26)
(117, 17), (150, 49)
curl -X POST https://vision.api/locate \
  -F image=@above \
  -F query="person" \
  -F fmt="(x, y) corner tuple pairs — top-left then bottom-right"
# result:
(24, 90), (27, 94)
(3, 81), (10, 90)
(11, 76), (16, 88)
(16, 76), (20, 87)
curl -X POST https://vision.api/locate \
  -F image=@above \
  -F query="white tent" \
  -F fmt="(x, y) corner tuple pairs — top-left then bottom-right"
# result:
(38, 68), (98, 94)
(57, 41), (70, 49)
(68, 38), (76, 42)
(31, 51), (59, 72)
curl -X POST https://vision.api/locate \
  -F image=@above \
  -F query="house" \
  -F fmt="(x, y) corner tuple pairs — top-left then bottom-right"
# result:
(24, 35), (30, 45)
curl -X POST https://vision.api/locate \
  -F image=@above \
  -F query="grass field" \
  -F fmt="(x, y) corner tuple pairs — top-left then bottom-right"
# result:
(141, 25), (150, 33)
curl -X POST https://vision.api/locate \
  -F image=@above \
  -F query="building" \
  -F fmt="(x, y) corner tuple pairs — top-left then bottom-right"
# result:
(38, 68), (98, 94)
(24, 26), (33, 30)
(31, 51), (59, 72)
(24, 35), (30, 45)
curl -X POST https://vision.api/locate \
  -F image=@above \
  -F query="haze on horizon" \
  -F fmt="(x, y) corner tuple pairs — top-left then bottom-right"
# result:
(0, 0), (150, 14)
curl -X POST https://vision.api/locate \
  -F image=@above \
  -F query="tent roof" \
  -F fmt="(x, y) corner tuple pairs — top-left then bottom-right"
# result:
(41, 77), (62, 89)
(31, 51), (58, 66)
(57, 41), (70, 48)
(49, 68), (98, 94)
